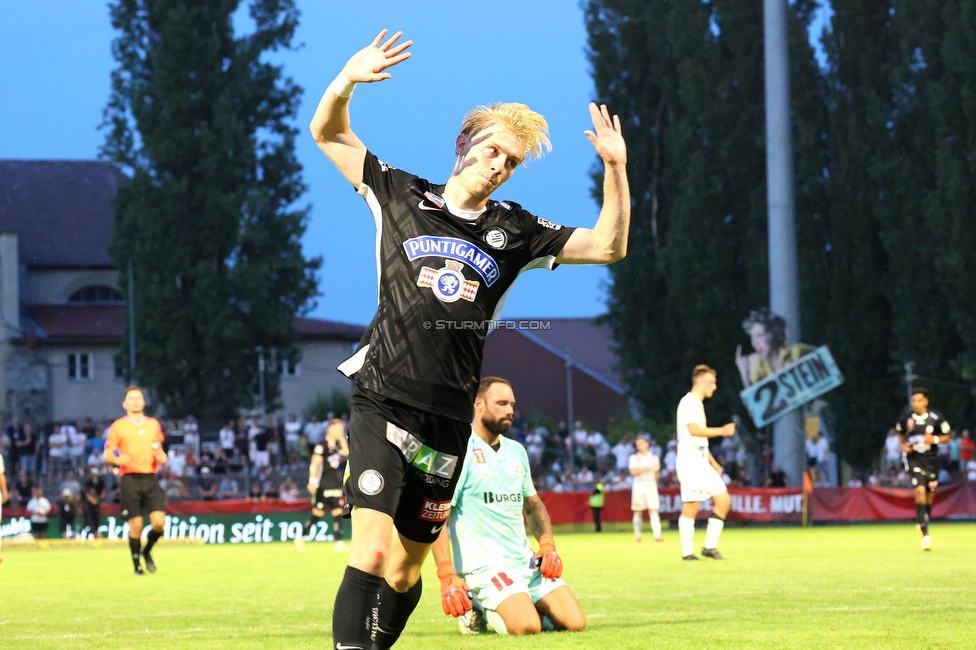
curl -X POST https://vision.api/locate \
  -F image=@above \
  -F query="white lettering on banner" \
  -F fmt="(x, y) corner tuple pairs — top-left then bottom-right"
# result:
(729, 494), (767, 514)
(770, 494), (804, 514)
(0, 516), (32, 537)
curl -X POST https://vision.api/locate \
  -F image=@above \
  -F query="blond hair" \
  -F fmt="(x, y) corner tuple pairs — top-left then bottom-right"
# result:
(460, 103), (551, 163)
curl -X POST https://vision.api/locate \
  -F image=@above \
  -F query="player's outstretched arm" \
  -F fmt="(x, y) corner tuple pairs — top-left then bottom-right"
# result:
(310, 29), (412, 188)
(556, 102), (630, 265)
(431, 523), (472, 617)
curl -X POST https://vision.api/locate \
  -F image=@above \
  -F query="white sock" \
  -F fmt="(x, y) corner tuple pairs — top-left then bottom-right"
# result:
(703, 516), (725, 550)
(633, 512), (643, 540)
(650, 511), (661, 539)
(678, 516), (695, 557)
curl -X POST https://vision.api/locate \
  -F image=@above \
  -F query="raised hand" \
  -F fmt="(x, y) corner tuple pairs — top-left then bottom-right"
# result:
(342, 29), (413, 84)
(584, 102), (627, 166)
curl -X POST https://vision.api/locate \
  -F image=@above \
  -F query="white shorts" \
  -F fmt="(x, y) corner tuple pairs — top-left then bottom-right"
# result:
(676, 458), (727, 503)
(631, 485), (659, 511)
(465, 559), (565, 619)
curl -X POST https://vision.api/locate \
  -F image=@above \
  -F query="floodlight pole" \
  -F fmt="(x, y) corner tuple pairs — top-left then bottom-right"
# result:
(566, 351), (575, 475)
(127, 258), (136, 380)
(764, 0), (805, 486)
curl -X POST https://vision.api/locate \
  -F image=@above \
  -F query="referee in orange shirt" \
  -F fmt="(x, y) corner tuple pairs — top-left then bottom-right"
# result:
(103, 386), (168, 575)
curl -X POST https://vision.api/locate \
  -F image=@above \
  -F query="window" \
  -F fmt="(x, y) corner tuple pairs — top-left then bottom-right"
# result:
(68, 353), (92, 380)
(114, 363), (126, 381)
(279, 358), (299, 378)
(68, 285), (123, 304)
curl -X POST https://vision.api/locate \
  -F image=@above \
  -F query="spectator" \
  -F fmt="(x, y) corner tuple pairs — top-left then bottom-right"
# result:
(217, 475), (239, 500)
(57, 488), (78, 539)
(85, 448), (103, 472)
(612, 434), (634, 476)
(847, 474), (864, 487)
(303, 415), (324, 454)
(283, 414), (302, 468)
(883, 428), (902, 476)
(948, 430), (961, 479)
(662, 439), (678, 485)
(196, 467), (217, 500)
(967, 458), (976, 482)
(5, 417), (22, 472)
(182, 415), (200, 459)
(960, 430), (975, 472)
(938, 433), (952, 472)
(766, 464), (789, 488)
(575, 465), (594, 490)
(83, 467), (106, 538)
(61, 419), (83, 472)
(167, 446), (187, 478)
(247, 480), (265, 502)
(60, 469), (83, 501)
(27, 486), (51, 539)
(648, 436), (662, 462)
(218, 421), (236, 461)
(88, 425), (106, 459)
(48, 425), (67, 483)
(0, 426), (11, 474)
(280, 476), (300, 501)
(252, 425), (271, 473)
(13, 469), (34, 506)
(525, 426), (544, 472)
(509, 409), (526, 443)
(159, 470), (188, 500)
(589, 481), (604, 532)
(815, 433), (831, 486)
(587, 429), (611, 471)
(805, 435), (819, 485)
(15, 422), (38, 480)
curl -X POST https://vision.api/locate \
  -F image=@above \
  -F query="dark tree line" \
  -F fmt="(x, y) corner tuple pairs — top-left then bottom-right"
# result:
(586, 0), (976, 468)
(101, 0), (320, 418)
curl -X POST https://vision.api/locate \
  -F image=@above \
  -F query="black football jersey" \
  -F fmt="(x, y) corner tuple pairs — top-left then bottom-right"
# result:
(312, 442), (344, 490)
(894, 410), (951, 462)
(337, 151), (576, 422)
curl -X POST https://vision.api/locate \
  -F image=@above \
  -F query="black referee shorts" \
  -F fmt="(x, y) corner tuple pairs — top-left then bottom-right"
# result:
(119, 473), (165, 520)
(344, 385), (469, 544)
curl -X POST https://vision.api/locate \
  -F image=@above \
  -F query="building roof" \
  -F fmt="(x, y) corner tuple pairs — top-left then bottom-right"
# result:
(0, 160), (123, 268)
(25, 305), (365, 344)
(497, 317), (623, 390)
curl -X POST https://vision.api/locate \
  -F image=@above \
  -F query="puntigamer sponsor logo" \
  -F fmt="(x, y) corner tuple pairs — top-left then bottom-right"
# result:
(484, 492), (522, 505)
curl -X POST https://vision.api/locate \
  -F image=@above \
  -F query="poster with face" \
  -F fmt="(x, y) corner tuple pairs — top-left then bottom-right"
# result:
(735, 308), (814, 390)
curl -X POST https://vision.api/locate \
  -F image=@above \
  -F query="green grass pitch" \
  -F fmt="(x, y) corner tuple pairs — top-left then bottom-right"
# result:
(3, 523), (975, 649)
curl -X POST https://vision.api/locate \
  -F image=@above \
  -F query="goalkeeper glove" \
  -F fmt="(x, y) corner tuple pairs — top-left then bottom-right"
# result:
(437, 561), (472, 617)
(534, 533), (563, 579)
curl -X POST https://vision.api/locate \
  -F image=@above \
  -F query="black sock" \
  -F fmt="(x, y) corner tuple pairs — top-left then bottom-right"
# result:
(333, 517), (344, 541)
(302, 514), (321, 537)
(916, 503), (929, 535)
(129, 536), (142, 569)
(925, 502), (933, 520)
(373, 577), (423, 649)
(144, 529), (162, 554)
(333, 566), (382, 648)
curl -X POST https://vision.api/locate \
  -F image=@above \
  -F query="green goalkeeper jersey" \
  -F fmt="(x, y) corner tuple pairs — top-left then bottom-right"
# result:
(449, 431), (536, 576)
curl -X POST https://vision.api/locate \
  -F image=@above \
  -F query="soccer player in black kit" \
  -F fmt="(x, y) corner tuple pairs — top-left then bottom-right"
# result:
(311, 30), (630, 649)
(296, 418), (349, 553)
(894, 387), (951, 551)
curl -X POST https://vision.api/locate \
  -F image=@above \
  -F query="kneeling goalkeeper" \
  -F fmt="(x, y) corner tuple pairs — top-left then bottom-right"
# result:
(431, 377), (585, 636)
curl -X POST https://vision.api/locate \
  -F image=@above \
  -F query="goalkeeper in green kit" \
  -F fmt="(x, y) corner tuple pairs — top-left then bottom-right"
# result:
(430, 377), (586, 636)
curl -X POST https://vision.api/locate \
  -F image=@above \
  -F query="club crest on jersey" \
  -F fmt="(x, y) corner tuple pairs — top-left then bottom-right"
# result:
(484, 228), (508, 249)
(473, 448), (486, 464)
(417, 260), (479, 303)
(514, 463), (525, 476)
(403, 236), (499, 286)
(907, 419), (915, 430)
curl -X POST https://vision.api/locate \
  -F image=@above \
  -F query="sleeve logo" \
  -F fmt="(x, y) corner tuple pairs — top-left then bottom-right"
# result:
(536, 217), (562, 230)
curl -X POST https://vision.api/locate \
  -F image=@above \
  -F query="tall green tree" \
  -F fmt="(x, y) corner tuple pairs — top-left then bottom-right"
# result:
(101, 0), (320, 418)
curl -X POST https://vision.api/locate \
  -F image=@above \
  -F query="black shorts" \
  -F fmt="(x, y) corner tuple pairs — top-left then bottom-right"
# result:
(119, 473), (165, 519)
(313, 486), (344, 513)
(907, 457), (939, 491)
(806, 456), (817, 468)
(344, 384), (469, 544)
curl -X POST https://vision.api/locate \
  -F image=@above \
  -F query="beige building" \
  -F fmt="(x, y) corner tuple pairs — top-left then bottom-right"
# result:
(0, 160), (363, 426)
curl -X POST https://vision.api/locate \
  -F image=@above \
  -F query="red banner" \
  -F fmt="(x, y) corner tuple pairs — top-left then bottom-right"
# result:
(809, 483), (976, 521)
(538, 487), (804, 525)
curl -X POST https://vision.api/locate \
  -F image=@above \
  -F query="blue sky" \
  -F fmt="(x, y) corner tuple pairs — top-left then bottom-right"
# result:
(0, 1), (831, 327)
(0, 1), (609, 327)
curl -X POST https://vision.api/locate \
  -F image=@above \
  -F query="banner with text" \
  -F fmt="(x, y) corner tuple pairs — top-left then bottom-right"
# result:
(740, 346), (844, 428)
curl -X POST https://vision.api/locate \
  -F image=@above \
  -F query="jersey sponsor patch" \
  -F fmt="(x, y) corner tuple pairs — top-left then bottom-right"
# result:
(385, 422), (459, 479)
(536, 217), (562, 230)
(378, 159), (396, 172)
(473, 448), (486, 464)
(417, 261), (479, 303)
(403, 236), (499, 286)
(424, 191), (445, 207)
(484, 228), (508, 249)
(419, 498), (451, 522)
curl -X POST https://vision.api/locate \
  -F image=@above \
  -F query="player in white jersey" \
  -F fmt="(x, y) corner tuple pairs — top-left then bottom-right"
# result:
(630, 434), (662, 542)
(676, 365), (735, 561)
(431, 377), (586, 636)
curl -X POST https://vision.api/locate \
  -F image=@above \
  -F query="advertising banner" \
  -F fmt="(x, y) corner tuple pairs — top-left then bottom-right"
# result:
(739, 346), (844, 428)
